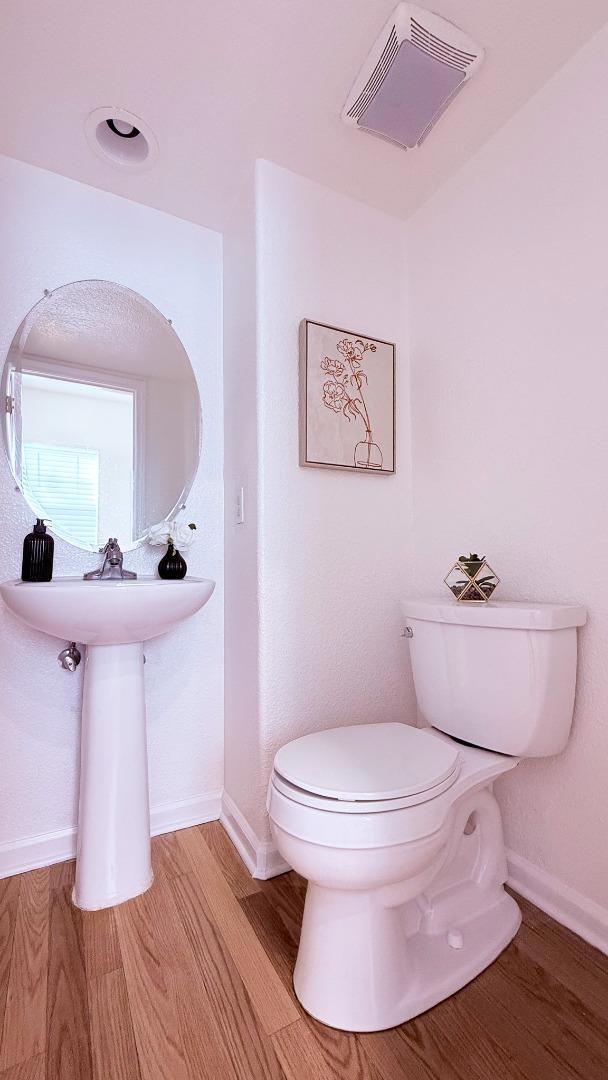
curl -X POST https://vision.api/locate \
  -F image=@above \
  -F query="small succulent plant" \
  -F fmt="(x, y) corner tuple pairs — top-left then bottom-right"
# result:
(452, 553), (497, 598)
(459, 552), (484, 572)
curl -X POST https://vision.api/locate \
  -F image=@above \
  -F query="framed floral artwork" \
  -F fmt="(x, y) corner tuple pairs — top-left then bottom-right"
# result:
(299, 319), (395, 473)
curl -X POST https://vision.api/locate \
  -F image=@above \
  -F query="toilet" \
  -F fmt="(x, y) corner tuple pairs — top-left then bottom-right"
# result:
(267, 598), (586, 1032)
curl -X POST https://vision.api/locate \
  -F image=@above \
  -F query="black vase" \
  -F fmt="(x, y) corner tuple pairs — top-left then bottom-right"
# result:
(157, 543), (187, 579)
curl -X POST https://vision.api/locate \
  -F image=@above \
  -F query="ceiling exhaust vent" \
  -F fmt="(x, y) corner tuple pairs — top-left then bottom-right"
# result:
(342, 3), (484, 150)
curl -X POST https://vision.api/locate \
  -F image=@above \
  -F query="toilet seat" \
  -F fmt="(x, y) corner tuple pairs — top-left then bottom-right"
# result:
(269, 733), (516, 850)
(271, 766), (460, 814)
(272, 722), (461, 812)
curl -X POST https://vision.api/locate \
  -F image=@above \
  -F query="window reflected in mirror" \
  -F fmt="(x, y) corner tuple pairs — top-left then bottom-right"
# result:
(21, 373), (135, 547)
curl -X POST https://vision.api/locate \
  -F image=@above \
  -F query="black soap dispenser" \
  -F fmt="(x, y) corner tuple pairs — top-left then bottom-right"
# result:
(21, 519), (54, 582)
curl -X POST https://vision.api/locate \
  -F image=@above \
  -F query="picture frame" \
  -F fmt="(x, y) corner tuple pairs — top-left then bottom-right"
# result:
(299, 319), (395, 474)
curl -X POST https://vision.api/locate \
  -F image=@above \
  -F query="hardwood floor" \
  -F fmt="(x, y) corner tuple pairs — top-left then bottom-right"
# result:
(0, 820), (607, 1079)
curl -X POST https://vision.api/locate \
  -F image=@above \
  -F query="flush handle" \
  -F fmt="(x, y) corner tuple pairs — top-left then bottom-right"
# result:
(402, 626), (413, 639)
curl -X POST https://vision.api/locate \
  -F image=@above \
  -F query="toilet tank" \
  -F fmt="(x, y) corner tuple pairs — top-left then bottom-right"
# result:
(401, 599), (586, 757)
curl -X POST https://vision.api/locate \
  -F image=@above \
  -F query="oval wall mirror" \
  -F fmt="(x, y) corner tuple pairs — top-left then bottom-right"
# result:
(1, 280), (201, 552)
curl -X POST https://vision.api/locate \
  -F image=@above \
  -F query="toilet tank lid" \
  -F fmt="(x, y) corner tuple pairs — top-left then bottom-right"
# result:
(401, 598), (587, 630)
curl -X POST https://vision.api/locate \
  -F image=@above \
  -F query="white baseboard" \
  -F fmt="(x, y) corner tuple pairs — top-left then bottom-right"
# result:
(0, 825), (78, 881)
(150, 791), (222, 837)
(506, 848), (608, 956)
(0, 791), (222, 880)
(220, 792), (291, 880)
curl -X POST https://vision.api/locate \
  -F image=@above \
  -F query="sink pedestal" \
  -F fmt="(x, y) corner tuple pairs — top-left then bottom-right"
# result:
(74, 642), (153, 910)
(0, 575), (215, 910)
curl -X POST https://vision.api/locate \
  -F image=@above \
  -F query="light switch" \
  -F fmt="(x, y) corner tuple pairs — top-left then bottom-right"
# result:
(236, 486), (245, 525)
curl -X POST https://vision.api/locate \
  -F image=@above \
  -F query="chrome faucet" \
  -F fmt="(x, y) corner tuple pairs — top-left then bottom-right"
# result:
(83, 538), (137, 580)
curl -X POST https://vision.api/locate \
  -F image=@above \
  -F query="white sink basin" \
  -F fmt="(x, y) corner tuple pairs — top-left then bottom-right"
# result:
(0, 576), (215, 645)
(0, 574), (215, 910)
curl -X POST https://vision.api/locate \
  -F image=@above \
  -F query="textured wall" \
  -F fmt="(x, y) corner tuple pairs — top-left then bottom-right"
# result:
(407, 26), (608, 907)
(0, 154), (223, 853)
(253, 161), (417, 841)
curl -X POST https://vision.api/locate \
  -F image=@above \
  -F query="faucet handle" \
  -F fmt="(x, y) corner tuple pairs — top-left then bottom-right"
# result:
(84, 537), (135, 580)
(99, 537), (122, 554)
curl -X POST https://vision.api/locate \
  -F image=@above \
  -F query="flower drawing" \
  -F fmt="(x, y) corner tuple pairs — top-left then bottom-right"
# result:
(320, 356), (344, 376)
(322, 380), (347, 412)
(320, 337), (383, 469)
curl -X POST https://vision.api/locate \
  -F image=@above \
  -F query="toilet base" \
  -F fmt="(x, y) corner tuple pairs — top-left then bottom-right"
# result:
(289, 785), (522, 1033)
(294, 884), (521, 1032)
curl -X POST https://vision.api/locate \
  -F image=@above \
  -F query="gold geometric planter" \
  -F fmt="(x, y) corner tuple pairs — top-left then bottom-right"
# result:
(444, 556), (500, 603)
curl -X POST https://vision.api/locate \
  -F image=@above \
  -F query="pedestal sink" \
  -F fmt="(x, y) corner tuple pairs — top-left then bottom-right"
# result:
(0, 576), (215, 909)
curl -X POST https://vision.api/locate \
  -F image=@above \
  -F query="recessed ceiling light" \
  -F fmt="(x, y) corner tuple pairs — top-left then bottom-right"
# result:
(106, 118), (140, 139)
(84, 106), (158, 171)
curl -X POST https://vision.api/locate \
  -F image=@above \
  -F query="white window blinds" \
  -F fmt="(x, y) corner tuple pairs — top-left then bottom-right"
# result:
(22, 443), (99, 548)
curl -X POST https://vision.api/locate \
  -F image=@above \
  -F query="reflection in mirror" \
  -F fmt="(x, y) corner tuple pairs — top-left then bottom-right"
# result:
(2, 281), (201, 551)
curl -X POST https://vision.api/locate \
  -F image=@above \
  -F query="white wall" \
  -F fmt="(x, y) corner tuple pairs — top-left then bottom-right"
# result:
(144, 374), (197, 531)
(222, 167), (264, 840)
(249, 161), (417, 841)
(407, 26), (608, 909)
(0, 154), (223, 870)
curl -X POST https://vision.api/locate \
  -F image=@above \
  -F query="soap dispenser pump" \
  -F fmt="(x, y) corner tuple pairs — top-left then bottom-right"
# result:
(21, 519), (54, 582)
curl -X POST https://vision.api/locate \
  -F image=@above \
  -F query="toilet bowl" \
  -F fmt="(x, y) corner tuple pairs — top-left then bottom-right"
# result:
(268, 598), (586, 1032)
(269, 723), (520, 1031)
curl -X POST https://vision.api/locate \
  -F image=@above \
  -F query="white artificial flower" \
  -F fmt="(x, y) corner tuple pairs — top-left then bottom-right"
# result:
(171, 522), (197, 549)
(147, 521), (172, 546)
(147, 520), (197, 549)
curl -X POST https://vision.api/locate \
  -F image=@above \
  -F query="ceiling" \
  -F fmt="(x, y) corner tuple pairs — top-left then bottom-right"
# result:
(0, 1), (606, 233)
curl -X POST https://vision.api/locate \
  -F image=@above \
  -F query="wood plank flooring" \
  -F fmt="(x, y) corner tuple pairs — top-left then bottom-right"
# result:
(0, 818), (606, 1079)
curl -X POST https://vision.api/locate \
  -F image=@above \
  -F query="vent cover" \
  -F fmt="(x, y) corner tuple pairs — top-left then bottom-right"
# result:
(342, 3), (484, 150)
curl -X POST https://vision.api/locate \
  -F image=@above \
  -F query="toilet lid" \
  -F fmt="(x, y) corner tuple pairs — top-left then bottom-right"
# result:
(273, 723), (460, 802)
